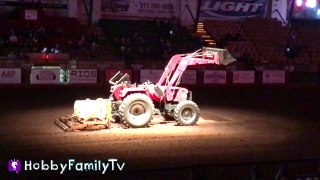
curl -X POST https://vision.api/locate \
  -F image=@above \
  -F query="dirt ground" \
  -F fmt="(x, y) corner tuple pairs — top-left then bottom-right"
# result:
(0, 85), (320, 179)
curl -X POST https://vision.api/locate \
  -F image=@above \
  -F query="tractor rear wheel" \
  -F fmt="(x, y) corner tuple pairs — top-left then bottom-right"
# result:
(119, 93), (154, 128)
(174, 100), (200, 126)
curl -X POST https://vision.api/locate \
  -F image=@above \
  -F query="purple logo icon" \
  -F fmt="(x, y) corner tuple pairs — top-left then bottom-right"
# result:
(8, 159), (21, 174)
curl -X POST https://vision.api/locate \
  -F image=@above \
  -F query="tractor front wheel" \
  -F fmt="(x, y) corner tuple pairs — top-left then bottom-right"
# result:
(174, 100), (200, 126)
(119, 93), (154, 128)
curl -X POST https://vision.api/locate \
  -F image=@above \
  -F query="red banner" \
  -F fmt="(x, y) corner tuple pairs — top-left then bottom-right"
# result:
(233, 71), (255, 84)
(262, 70), (285, 84)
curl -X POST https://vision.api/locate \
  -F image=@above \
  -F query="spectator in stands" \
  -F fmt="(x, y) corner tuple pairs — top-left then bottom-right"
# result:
(90, 42), (98, 60)
(224, 33), (233, 41)
(120, 45), (126, 60)
(9, 30), (19, 44)
(232, 48), (242, 60)
(22, 25), (33, 47)
(217, 36), (227, 48)
(317, 66), (320, 84)
(78, 34), (87, 55)
(165, 39), (172, 54)
(240, 49), (250, 62)
(54, 27), (64, 37)
(0, 36), (4, 56)
(7, 51), (18, 60)
(52, 43), (61, 53)
(136, 46), (143, 59)
(233, 31), (243, 41)
(66, 40), (73, 51)
(37, 25), (46, 41)
(145, 46), (151, 60)
(32, 35), (39, 46)
(0, 7), (5, 20)
(17, 50), (28, 60)
(240, 49), (254, 68)
(90, 31), (99, 44)
(285, 34), (300, 59)
(67, 40), (77, 60)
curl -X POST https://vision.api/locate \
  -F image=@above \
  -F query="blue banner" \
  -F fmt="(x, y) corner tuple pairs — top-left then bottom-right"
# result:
(199, 0), (267, 20)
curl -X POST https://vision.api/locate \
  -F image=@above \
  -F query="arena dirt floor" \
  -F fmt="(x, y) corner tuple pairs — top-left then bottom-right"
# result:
(0, 84), (320, 179)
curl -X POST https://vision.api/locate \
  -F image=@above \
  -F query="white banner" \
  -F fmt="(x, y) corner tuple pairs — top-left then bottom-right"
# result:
(233, 71), (255, 84)
(30, 68), (61, 84)
(262, 70), (285, 83)
(68, 69), (97, 84)
(101, 0), (177, 19)
(140, 69), (164, 83)
(181, 70), (197, 84)
(25, 9), (38, 20)
(204, 70), (227, 84)
(0, 68), (21, 84)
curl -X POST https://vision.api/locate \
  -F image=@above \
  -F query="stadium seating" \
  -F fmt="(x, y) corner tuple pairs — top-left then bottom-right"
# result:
(203, 18), (317, 67)
(98, 19), (203, 67)
(0, 16), (86, 58)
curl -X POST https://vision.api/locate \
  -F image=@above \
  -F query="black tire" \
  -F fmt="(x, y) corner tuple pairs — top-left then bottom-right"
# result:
(174, 101), (200, 126)
(163, 112), (175, 121)
(119, 93), (154, 128)
(112, 114), (121, 123)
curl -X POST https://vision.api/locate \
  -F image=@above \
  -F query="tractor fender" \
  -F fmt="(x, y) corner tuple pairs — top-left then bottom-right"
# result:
(120, 86), (146, 100)
(120, 84), (163, 102)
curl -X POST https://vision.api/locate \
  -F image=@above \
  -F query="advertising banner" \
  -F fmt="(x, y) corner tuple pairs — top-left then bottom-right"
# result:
(25, 9), (38, 20)
(68, 69), (97, 84)
(30, 68), (61, 84)
(0, 68), (21, 84)
(101, 0), (177, 19)
(105, 69), (133, 83)
(204, 70), (227, 84)
(233, 71), (255, 83)
(0, 0), (67, 9)
(181, 70), (197, 84)
(199, 0), (267, 20)
(262, 70), (285, 83)
(140, 69), (164, 83)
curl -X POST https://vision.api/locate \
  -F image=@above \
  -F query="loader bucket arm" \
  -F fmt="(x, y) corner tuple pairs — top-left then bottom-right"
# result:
(156, 54), (182, 86)
(165, 48), (236, 87)
(157, 49), (206, 86)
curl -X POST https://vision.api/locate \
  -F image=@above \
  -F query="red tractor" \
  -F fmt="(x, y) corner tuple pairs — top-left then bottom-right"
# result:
(107, 47), (236, 128)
